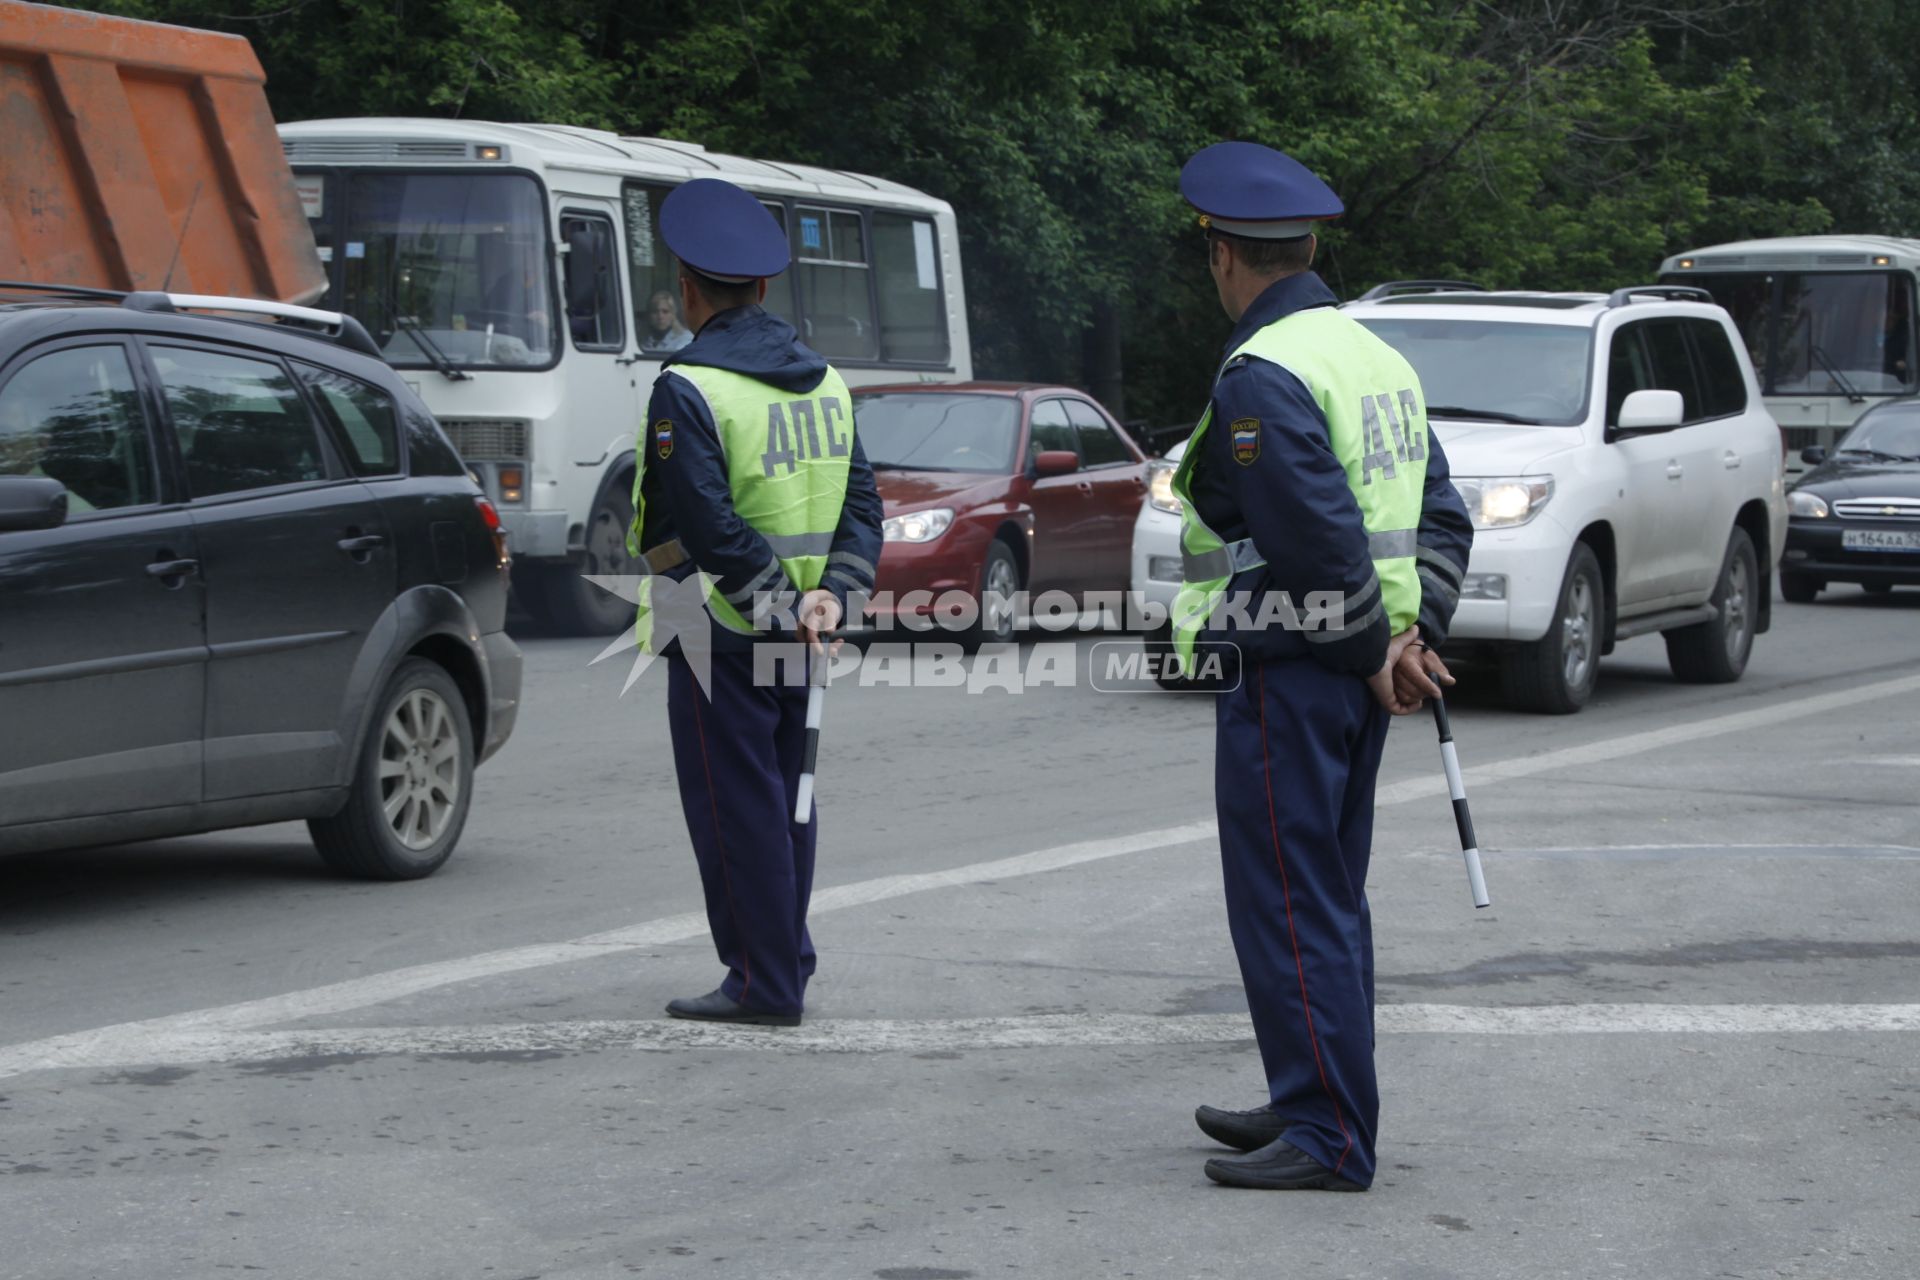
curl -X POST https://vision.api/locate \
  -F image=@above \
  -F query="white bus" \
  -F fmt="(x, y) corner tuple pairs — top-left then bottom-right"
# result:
(1659, 234), (1919, 469)
(278, 118), (973, 632)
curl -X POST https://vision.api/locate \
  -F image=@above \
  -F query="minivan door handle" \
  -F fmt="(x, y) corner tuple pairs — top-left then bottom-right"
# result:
(1723, 450), (1742, 469)
(337, 533), (388, 557)
(1665, 462), (1684, 479)
(146, 556), (199, 586)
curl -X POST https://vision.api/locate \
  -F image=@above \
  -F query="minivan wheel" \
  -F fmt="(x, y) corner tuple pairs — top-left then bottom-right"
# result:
(538, 486), (639, 635)
(1666, 527), (1757, 684)
(1500, 543), (1604, 714)
(310, 659), (475, 880)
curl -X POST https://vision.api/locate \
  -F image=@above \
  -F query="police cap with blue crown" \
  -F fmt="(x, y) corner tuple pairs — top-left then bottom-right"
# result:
(1179, 141), (1344, 241)
(660, 178), (791, 283)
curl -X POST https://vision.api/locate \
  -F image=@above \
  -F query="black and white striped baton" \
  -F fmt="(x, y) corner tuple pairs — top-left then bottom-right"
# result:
(793, 645), (831, 825)
(1431, 694), (1491, 908)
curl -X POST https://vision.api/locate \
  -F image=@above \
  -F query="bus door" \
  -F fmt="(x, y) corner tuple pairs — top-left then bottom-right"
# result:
(556, 203), (639, 466)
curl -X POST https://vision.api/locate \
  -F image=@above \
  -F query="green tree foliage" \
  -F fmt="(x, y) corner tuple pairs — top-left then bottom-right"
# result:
(54, 0), (1920, 423)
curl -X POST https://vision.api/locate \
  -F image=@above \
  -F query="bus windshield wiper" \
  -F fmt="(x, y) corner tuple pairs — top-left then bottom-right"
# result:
(1810, 345), (1864, 404)
(394, 313), (470, 382)
(1424, 405), (1539, 424)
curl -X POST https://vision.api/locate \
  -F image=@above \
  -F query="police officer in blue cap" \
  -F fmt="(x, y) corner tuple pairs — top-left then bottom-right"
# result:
(1166, 143), (1473, 1189)
(633, 178), (883, 1027)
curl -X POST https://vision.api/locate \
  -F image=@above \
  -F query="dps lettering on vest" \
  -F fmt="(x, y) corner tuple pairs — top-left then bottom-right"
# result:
(629, 363), (856, 650)
(1170, 306), (1428, 663)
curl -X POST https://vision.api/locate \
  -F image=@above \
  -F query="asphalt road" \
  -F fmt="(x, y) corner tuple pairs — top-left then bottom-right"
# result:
(3, 586), (1918, 1279)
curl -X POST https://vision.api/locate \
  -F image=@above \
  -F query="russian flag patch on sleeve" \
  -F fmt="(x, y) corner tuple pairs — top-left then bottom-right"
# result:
(1230, 417), (1260, 465)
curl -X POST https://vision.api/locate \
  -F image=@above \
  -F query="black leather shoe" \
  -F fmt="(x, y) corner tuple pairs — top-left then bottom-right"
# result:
(664, 988), (801, 1027)
(1195, 1101), (1288, 1152)
(1204, 1138), (1367, 1191)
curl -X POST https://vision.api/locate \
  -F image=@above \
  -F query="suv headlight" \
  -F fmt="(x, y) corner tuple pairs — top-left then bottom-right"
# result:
(1146, 460), (1183, 515)
(1787, 490), (1830, 518)
(883, 507), (954, 543)
(1455, 476), (1554, 529)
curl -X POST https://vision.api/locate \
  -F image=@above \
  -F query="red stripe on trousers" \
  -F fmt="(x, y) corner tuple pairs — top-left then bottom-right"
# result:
(1255, 664), (1355, 1176)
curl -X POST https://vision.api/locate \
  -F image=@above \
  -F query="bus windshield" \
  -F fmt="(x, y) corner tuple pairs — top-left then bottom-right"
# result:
(309, 171), (557, 371)
(1676, 271), (1916, 396)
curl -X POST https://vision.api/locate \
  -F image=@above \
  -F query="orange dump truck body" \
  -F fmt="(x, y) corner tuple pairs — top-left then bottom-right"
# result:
(0, 0), (324, 303)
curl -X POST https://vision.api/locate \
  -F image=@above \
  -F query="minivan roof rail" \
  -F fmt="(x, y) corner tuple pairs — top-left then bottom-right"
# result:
(122, 291), (383, 359)
(1356, 279), (1488, 301)
(1606, 285), (1713, 309)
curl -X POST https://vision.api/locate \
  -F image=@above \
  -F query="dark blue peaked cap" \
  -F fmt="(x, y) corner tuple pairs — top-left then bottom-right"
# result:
(660, 178), (791, 282)
(1179, 141), (1343, 240)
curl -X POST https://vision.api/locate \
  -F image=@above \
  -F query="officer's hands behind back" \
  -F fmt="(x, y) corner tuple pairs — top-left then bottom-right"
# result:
(1370, 626), (1451, 715)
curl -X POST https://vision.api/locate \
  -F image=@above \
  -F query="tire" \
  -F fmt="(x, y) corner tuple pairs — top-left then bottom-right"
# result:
(309, 659), (475, 880)
(1665, 527), (1758, 685)
(1779, 571), (1821, 604)
(535, 482), (638, 635)
(961, 540), (1021, 651)
(1501, 543), (1604, 714)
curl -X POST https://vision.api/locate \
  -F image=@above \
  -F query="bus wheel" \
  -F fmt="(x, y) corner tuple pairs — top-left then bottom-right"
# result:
(540, 487), (639, 635)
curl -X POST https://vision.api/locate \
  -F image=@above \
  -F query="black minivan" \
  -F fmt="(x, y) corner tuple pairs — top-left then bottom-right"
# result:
(0, 286), (520, 878)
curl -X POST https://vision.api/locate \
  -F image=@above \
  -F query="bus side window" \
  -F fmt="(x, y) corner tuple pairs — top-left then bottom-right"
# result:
(794, 205), (877, 361)
(872, 212), (948, 365)
(624, 181), (688, 354)
(561, 213), (623, 352)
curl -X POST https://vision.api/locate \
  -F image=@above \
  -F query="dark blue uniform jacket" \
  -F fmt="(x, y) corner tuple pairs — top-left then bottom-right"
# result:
(637, 304), (884, 652)
(1188, 272), (1474, 675)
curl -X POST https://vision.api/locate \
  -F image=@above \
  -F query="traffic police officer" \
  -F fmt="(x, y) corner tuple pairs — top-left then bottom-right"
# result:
(632, 178), (883, 1028)
(1170, 143), (1473, 1190)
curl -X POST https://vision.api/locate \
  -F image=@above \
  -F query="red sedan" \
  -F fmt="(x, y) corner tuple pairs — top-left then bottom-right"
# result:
(851, 382), (1150, 644)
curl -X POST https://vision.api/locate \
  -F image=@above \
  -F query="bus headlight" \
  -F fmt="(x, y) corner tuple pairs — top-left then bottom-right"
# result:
(1455, 477), (1554, 529)
(1787, 490), (1830, 518)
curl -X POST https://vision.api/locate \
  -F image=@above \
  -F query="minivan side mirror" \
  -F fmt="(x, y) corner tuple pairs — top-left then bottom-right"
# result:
(1615, 389), (1685, 433)
(1800, 445), (1828, 466)
(1033, 449), (1081, 477)
(0, 476), (69, 532)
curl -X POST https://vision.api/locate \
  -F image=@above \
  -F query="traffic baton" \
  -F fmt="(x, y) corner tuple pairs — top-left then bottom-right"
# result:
(1430, 694), (1491, 908)
(793, 639), (835, 825)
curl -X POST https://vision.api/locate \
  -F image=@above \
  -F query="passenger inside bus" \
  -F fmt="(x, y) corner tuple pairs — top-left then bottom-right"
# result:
(644, 290), (693, 351)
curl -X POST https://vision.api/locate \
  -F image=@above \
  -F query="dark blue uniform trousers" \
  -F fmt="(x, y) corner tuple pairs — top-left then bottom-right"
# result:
(666, 649), (818, 1018)
(1216, 656), (1390, 1187)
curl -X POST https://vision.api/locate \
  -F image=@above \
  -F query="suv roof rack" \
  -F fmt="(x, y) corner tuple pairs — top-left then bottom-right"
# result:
(122, 291), (382, 359)
(1606, 285), (1713, 309)
(1356, 279), (1488, 301)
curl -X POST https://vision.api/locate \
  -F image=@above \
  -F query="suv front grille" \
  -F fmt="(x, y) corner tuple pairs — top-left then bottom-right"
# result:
(440, 418), (530, 460)
(1834, 497), (1920, 522)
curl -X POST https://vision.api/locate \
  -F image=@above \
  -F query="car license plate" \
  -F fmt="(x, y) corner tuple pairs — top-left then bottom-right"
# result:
(1842, 529), (1920, 552)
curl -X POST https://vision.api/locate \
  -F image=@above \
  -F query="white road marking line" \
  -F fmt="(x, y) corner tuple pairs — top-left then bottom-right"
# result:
(48, 1005), (1920, 1074)
(4, 671), (1918, 1083)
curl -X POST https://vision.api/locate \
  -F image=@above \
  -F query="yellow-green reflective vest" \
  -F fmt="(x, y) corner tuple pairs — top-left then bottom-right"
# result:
(629, 363), (856, 652)
(1170, 306), (1427, 664)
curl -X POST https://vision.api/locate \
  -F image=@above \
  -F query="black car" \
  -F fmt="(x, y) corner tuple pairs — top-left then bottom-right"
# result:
(0, 286), (520, 878)
(1780, 400), (1920, 602)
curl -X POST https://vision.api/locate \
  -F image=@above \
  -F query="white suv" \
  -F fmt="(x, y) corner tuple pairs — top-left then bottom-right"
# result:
(1341, 283), (1787, 711)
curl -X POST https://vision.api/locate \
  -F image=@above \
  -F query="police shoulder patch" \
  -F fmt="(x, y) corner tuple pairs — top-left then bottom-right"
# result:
(653, 419), (674, 460)
(1230, 417), (1260, 466)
